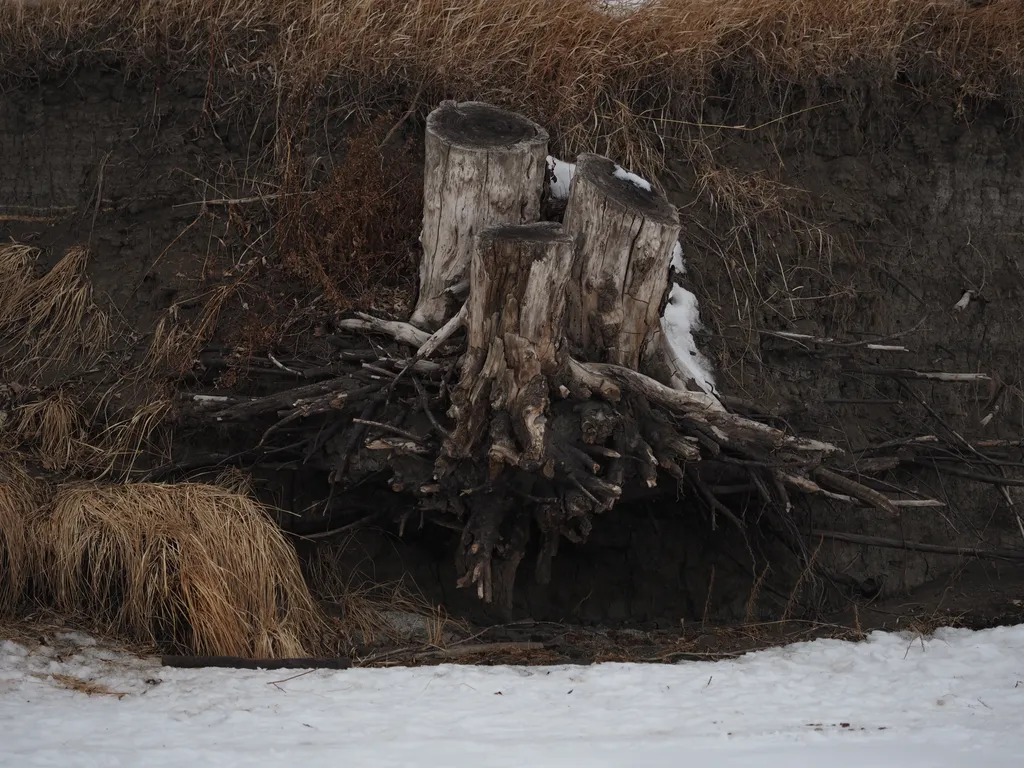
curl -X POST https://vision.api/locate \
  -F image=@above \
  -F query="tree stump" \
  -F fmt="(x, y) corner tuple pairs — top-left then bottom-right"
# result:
(446, 222), (576, 470)
(562, 153), (681, 371)
(410, 101), (550, 331)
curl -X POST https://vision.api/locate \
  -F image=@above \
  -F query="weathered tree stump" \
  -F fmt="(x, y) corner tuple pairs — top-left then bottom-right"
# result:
(410, 101), (549, 331)
(446, 222), (576, 470)
(563, 153), (680, 371)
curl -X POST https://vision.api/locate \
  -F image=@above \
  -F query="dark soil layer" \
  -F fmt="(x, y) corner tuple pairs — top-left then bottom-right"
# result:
(2, 67), (1023, 628)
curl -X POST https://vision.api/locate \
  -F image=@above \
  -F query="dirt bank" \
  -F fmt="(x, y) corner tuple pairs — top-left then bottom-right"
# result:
(3, 1), (1024, 635)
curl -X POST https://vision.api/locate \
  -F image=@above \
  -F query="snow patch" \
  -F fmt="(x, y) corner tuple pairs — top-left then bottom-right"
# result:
(3, 626), (1024, 766)
(662, 284), (716, 395)
(546, 156), (575, 200)
(670, 241), (685, 273)
(612, 163), (652, 192)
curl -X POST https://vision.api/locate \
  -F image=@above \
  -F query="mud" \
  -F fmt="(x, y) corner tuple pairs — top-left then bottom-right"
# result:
(2, 68), (1023, 627)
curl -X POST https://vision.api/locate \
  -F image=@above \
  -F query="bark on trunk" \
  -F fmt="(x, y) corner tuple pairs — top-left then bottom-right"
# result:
(562, 153), (680, 370)
(446, 222), (576, 469)
(410, 101), (549, 331)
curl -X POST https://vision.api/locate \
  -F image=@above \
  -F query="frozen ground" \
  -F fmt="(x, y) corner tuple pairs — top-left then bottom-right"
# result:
(1, 625), (1022, 767)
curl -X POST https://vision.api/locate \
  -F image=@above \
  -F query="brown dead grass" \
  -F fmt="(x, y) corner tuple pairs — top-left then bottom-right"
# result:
(0, 458), (38, 615)
(0, 1), (1020, 174)
(278, 112), (422, 311)
(308, 541), (461, 648)
(48, 672), (127, 698)
(29, 482), (326, 658)
(0, 245), (111, 384)
(14, 389), (90, 473)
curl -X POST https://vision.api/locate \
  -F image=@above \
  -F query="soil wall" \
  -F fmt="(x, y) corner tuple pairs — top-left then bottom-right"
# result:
(2, 69), (1022, 625)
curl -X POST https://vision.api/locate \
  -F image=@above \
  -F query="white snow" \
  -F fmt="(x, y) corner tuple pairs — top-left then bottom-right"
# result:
(2, 626), (1023, 766)
(612, 162), (652, 192)
(662, 282), (717, 395)
(546, 155), (575, 200)
(670, 241), (686, 273)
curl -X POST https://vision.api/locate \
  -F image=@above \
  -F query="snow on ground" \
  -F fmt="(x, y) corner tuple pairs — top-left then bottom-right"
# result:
(2, 626), (1023, 767)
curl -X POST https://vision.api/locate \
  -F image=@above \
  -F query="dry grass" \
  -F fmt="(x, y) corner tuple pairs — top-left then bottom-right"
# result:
(0, 245), (111, 384)
(0, 458), (44, 615)
(47, 672), (127, 698)
(0, 1), (1020, 175)
(90, 394), (173, 479)
(0, 243), (35, 323)
(7, 384), (173, 480)
(30, 482), (326, 658)
(14, 388), (90, 472)
(278, 113), (422, 311)
(141, 281), (238, 378)
(308, 542), (459, 648)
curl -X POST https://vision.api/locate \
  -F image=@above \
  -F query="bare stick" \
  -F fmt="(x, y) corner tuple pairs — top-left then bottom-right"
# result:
(353, 418), (429, 444)
(337, 313), (431, 347)
(810, 530), (1024, 562)
(417, 303), (467, 359)
(811, 467), (898, 514)
(847, 366), (990, 383)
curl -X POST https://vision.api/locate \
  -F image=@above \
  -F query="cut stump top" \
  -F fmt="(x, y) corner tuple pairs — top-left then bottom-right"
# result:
(478, 221), (575, 247)
(574, 153), (677, 225)
(428, 101), (549, 151)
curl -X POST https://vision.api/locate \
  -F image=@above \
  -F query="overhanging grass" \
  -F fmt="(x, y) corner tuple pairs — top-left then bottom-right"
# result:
(0, 1), (1020, 171)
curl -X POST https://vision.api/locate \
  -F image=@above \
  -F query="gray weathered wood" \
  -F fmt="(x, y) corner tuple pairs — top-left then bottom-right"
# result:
(411, 101), (549, 331)
(446, 223), (575, 467)
(562, 153), (680, 370)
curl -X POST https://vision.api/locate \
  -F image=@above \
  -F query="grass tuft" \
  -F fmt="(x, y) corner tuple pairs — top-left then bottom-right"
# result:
(30, 481), (326, 658)
(0, 458), (43, 615)
(0, 245), (111, 384)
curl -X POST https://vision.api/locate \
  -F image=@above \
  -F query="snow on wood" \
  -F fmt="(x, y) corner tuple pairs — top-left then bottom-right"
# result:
(545, 155), (575, 200)
(670, 241), (685, 273)
(612, 163), (652, 191)
(660, 284), (717, 396)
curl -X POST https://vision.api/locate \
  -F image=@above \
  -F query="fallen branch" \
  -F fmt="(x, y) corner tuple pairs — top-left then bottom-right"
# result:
(912, 461), (1024, 487)
(811, 467), (898, 514)
(846, 366), (990, 382)
(337, 312), (431, 347)
(417, 302), (467, 359)
(810, 530), (1024, 562)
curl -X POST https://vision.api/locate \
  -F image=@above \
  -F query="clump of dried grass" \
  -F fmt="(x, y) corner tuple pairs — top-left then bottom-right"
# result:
(8, 384), (173, 481)
(141, 281), (238, 378)
(0, 245), (111, 383)
(14, 388), (90, 472)
(0, 244), (35, 322)
(308, 542), (458, 647)
(30, 482), (326, 658)
(90, 394), (173, 479)
(0, 458), (43, 615)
